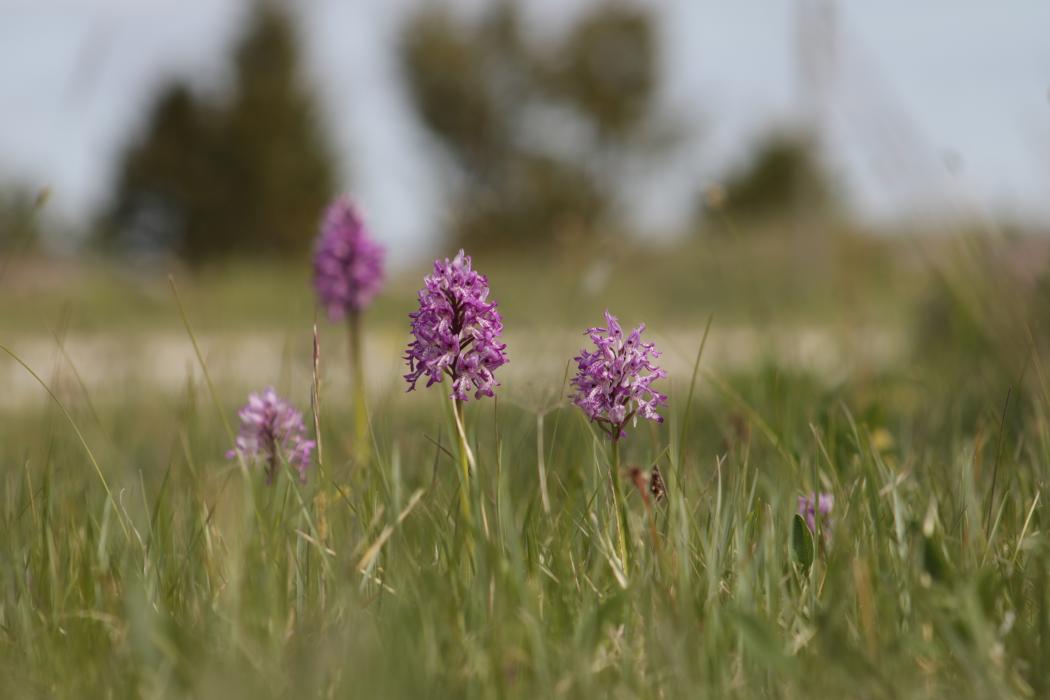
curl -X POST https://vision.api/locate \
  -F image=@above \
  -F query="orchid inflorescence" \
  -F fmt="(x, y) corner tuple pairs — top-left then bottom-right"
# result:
(403, 249), (508, 402)
(313, 196), (386, 321)
(571, 310), (668, 441)
(798, 492), (834, 532)
(227, 387), (315, 484)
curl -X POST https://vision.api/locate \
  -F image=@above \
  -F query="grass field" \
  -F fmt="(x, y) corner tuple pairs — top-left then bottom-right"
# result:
(2, 231), (1050, 697)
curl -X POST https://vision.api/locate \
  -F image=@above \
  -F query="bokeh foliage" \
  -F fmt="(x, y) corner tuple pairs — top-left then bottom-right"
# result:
(400, 1), (662, 251)
(0, 188), (47, 254)
(700, 130), (835, 228)
(101, 3), (335, 263)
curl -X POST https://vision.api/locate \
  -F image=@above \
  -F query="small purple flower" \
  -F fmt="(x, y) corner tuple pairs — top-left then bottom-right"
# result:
(798, 492), (834, 532)
(404, 249), (508, 401)
(227, 387), (315, 483)
(571, 311), (667, 441)
(313, 196), (385, 321)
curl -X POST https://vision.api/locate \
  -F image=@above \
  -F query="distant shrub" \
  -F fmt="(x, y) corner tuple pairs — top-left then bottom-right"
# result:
(701, 130), (835, 227)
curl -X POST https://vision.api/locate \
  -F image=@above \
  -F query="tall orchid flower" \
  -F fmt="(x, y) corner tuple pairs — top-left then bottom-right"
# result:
(404, 249), (507, 523)
(313, 196), (385, 465)
(571, 311), (666, 569)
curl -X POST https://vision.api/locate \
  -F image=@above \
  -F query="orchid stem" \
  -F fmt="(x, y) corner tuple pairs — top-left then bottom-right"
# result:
(348, 311), (370, 468)
(452, 396), (474, 527)
(610, 438), (631, 573)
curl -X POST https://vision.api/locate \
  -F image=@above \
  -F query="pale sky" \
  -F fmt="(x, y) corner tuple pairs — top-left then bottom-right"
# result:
(2, 0), (1050, 260)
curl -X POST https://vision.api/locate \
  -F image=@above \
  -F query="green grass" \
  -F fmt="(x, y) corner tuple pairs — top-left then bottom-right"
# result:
(2, 234), (1049, 697)
(1, 230), (915, 335)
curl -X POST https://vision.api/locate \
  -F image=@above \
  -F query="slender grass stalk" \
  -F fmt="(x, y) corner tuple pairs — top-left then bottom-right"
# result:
(676, 315), (713, 468)
(536, 413), (550, 515)
(348, 310), (370, 467)
(49, 321), (105, 433)
(610, 439), (631, 572)
(169, 276), (235, 442)
(170, 275), (265, 538)
(0, 343), (130, 542)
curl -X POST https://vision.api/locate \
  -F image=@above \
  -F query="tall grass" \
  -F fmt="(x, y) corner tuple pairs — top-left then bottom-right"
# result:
(2, 234), (1049, 697)
(1, 327), (1048, 698)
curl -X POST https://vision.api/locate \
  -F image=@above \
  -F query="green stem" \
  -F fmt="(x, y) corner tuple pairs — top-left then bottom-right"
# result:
(348, 311), (370, 467)
(452, 396), (474, 527)
(610, 438), (631, 572)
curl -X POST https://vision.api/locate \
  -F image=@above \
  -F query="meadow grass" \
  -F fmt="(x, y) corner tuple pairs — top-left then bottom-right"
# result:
(1, 236), (1049, 698)
(1, 231), (913, 335)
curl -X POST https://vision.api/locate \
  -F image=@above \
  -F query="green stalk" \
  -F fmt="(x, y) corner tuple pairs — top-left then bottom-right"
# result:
(452, 396), (474, 526)
(610, 437), (631, 572)
(348, 310), (370, 467)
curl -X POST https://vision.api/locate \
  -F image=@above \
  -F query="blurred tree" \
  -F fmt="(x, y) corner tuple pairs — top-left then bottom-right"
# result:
(453, 155), (606, 246)
(402, 7), (506, 178)
(104, 85), (223, 257)
(400, 2), (661, 251)
(703, 131), (834, 226)
(542, 6), (656, 139)
(224, 5), (334, 258)
(103, 3), (335, 263)
(0, 187), (48, 253)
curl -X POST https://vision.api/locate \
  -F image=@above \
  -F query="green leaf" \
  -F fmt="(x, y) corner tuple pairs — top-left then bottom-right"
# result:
(922, 535), (952, 584)
(792, 514), (815, 571)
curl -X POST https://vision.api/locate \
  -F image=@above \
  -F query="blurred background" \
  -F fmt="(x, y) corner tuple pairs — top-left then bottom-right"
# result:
(3, 0), (1050, 411)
